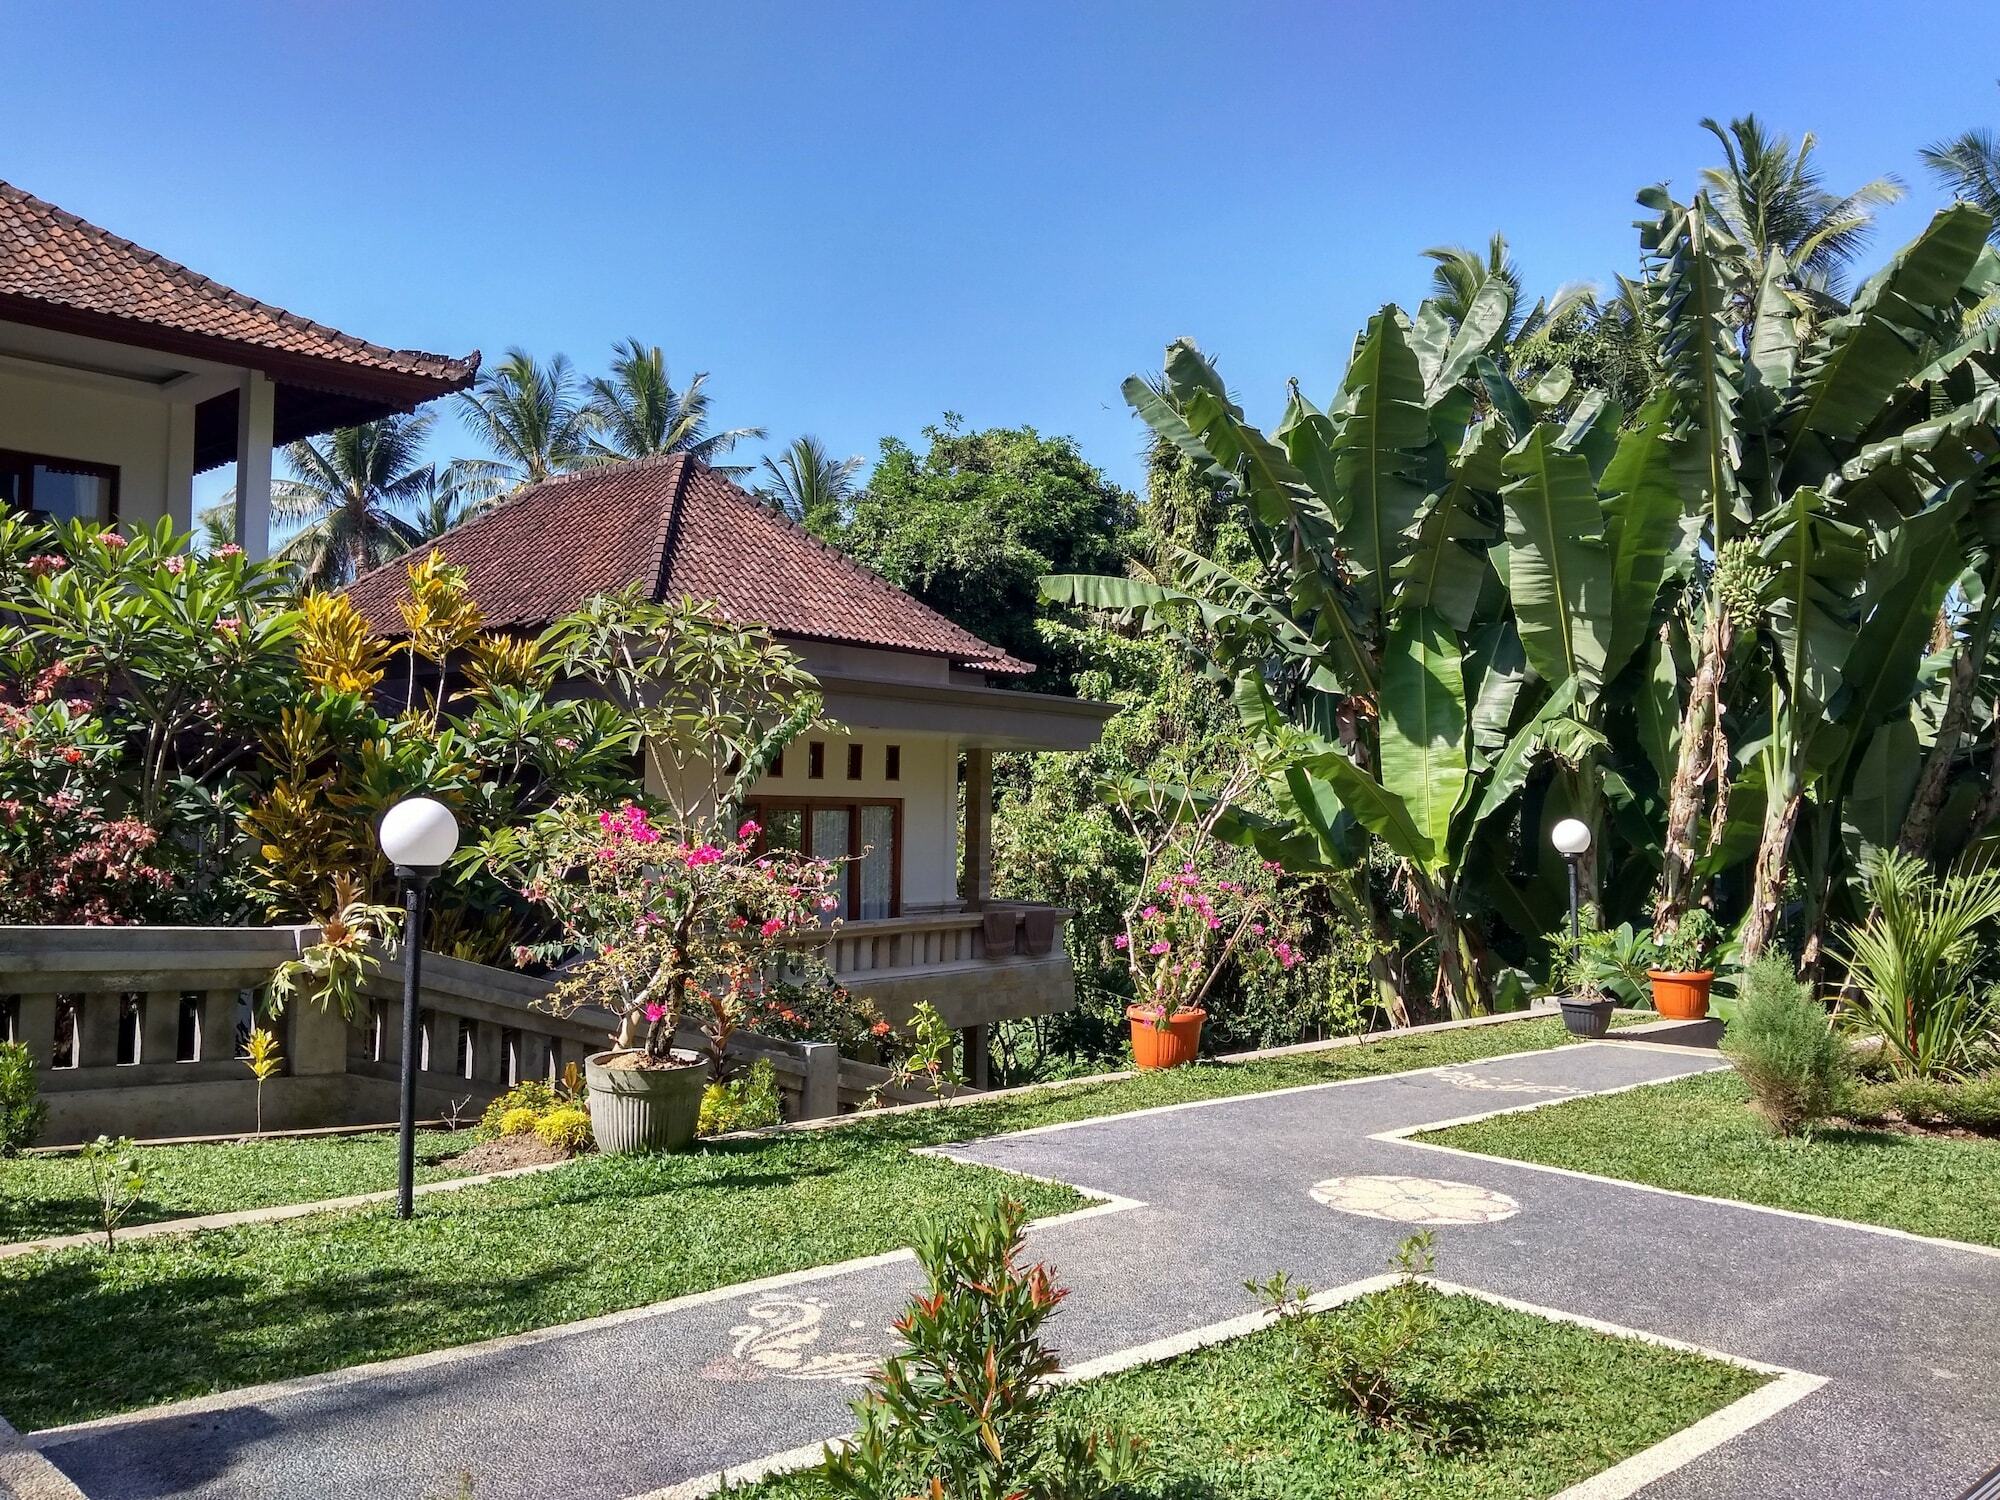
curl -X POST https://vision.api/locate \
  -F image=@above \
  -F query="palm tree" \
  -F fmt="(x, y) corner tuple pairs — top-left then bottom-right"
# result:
(454, 349), (597, 498)
(756, 436), (864, 536)
(583, 339), (764, 471)
(1922, 87), (2000, 243)
(400, 462), (480, 541)
(1420, 232), (1593, 347)
(267, 415), (434, 587)
(1699, 115), (1904, 293)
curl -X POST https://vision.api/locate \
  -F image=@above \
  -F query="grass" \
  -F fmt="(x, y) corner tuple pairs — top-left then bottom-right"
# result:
(1421, 1069), (2000, 1248)
(0, 1015), (1586, 1431)
(743, 1291), (1767, 1500)
(0, 1129), (479, 1244)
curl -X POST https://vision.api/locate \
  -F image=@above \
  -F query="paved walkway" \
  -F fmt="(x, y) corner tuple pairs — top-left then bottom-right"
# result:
(31, 1040), (2000, 1500)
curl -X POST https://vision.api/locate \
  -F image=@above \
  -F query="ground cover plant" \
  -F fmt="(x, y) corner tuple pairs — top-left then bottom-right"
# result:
(0, 1016), (1587, 1429)
(0, 1128), (478, 1244)
(1421, 1068), (2000, 1246)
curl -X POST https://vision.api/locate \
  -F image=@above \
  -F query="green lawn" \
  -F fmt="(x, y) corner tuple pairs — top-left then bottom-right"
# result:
(1421, 1070), (2000, 1248)
(0, 1015), (1585, 1431)
(743, 1291), (1766, 1500)
(0, 1129), (478, 1244)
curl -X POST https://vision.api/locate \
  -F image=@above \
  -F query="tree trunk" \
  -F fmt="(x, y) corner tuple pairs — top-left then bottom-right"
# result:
(1899, 578), (1995, 861)
(1408, 871), (1485, 1021)
(1329, 870), (1410, 1028)
(1655, 603), (1735, 934)
(1740, 789), (1804, 961)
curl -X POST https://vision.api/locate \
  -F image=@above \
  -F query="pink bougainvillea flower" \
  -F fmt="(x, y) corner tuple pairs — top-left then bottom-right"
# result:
(1140, 905), (1160, 920)
(737, 819), (762, 839)
(643, 1001), (667, 1023)
(685, 844), (723, 867)
(1147, 939), (1171, 955)
(1274, 940), (1299, 970)
(1113, 933), (1131, 950)
(818, 895), (840, 911)
(1250, 922), (1266, 937)
(759, 917), (786, 938)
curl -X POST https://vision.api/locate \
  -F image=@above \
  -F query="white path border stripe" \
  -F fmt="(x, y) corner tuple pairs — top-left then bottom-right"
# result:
(31, 1191), (1139, 1446)
(630, 1273), (1819, 1500)
(1380, 1090), (2000, 1263)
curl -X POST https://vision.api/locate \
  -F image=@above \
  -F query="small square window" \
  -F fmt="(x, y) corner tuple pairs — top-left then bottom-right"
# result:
(772, 747), (786, 777)
(808, 741), (826, 779)
(885, 745), (901, 782)
(847, 744), (864, 780)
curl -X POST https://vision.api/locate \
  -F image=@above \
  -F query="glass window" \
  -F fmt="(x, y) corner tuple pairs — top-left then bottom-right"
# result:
(0, 449), (118, 524)
(858, 805), (896, 918)
(813, 807), (852, 918)
(744, 799), (901, 920)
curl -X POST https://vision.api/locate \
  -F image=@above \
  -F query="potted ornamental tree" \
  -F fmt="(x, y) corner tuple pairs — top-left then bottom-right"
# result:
(503, 800), (844, 1152)
(1106, 763), (1298, 1070)
(1647, 908), (1721, 1020)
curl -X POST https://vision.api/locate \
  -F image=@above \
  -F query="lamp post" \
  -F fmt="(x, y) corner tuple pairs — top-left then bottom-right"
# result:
(1551, 817), (1592, 941)
(378, 797), (460, 1220)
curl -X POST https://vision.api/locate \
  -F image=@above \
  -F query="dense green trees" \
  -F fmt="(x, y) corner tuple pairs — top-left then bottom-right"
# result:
(832, 418), (1136, 678)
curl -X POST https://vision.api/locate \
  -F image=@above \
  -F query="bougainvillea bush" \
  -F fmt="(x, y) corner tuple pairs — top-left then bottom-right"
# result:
(489, 799), (849, 1075)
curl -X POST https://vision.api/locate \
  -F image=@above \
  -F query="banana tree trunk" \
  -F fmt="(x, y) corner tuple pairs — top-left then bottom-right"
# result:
(1740, 789), (1804, 961)
(1328, 869), (1411, 1029)
(1655, 602), (1735, 933)
(1408, 870), (1486, 1021)
(1898, 575), (1997, 861)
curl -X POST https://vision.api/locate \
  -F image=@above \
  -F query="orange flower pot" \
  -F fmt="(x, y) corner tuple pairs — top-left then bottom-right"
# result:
(1647, 969), (1714, 1021)
(1128, 1006), (1206, 1070)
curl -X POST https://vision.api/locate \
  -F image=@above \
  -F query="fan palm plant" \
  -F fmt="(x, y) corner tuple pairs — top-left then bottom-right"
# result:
(1837, 850), (2000, 1078)
(1698, 114), (1904, 297)
(757, 435), (864, 535)
(583, 339), (763, 472)
(265, 415), (435, 587)
(454, 349), (597, 497)
(1922, 87), (2000, 241)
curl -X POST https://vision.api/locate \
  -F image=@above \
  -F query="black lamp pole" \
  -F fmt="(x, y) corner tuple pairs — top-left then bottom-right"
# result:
(395, 864), (434, 1220)
(1565, 855), (1582, 941)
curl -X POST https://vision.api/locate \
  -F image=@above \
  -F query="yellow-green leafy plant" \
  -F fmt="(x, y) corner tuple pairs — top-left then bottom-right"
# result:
(479, 1078), (562, 1136)
(296, 591), (396, 694)
(0, 1040), (47, 1155)
(267, 873), (402, 1022)
(241, 1027), (283, 1135)
(698, 1059), (782, 1136)
(532, 1104), (593, 1154)
(79, 1134), (147, 1251)
(890, 1000), (962, 1105)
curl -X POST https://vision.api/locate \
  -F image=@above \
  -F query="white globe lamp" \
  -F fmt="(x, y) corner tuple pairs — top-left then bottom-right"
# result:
(377, 796), (459, 1219)
(1551, 817), (1591, 941)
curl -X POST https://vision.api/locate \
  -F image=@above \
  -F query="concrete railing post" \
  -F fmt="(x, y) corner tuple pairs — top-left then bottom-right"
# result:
(798, 1041), (840, 1121)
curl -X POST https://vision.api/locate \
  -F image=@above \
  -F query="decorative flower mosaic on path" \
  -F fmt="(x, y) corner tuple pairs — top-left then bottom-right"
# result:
(1433, 1069), (1580, 1095)
(1308, 1174), (1521, 1225)
(703, 1294), (884, 1384)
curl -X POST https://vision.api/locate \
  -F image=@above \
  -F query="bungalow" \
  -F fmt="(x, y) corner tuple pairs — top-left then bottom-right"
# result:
(0, 178), (1111, 1100)
(345, 455), (1116, 1080)
(0, 178), (477, 552)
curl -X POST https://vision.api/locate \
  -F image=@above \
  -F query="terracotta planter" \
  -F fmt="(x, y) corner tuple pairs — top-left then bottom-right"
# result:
(1127, 1006), (1205, 1070)
(1647, 969), (1715, 1021)
(1558, 997), (1616, 1038)
(584, 1049), (706, 1154)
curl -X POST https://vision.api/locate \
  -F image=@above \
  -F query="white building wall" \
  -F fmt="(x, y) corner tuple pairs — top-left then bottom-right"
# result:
(750, 729), (959, 909)
(0, 366), (177, 524)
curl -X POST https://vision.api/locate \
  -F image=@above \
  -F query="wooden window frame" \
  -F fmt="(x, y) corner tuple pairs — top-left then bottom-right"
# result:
(744, 795), (904, 919)
(0, 447), (120, 523)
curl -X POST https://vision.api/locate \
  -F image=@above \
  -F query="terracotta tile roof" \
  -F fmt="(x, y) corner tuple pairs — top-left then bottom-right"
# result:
(345, 455), (1032, 675)
(0, 180), (478, 465)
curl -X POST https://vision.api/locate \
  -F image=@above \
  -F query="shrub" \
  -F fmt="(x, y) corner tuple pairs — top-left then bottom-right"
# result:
(1249, 1232), (1491, 1451)
(79, 1135), (146, 1250)
(1836, 849), (2000, 1079)
(697, 1059), (781, 1137)
(497, 1106), (539, 1137)
(1846, 1074), (2000, 1133)
(479, 1079), (561, 1136)
(0, 1040), (47, 1155)
(1722, 955), (1851, 1135)
(532, 1105), (592, 1154)
(819, 1197), (1145, 1499)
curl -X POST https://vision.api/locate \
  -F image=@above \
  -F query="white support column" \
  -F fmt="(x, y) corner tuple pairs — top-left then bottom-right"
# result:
(233, 370), (275, 559)
(165, 401), (196, 535)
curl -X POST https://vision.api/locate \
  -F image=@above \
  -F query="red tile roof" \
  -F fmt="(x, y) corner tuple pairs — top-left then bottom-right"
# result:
(345, 455), (1032, 675)
(0, 180), (479, 466)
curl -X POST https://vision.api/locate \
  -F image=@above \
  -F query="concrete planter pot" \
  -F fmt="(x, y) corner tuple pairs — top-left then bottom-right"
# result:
(584, 1049), (706, 1154)
(1558, 998), (1616, 1039)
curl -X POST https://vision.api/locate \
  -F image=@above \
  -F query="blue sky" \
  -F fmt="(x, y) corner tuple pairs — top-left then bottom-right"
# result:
(7, 2), (1998, 513)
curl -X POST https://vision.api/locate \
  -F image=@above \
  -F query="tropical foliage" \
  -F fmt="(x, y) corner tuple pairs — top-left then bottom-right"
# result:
(582, 338), (763, 469)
